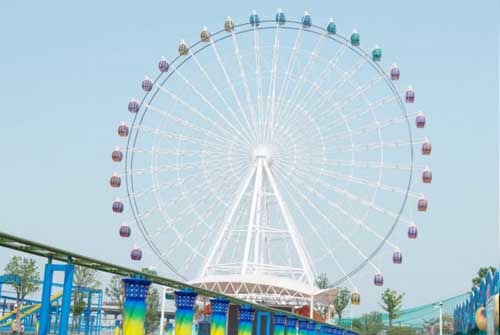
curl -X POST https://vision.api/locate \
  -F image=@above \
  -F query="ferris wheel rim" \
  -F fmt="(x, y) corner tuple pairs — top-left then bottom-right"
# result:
(124, 17), (415, 285)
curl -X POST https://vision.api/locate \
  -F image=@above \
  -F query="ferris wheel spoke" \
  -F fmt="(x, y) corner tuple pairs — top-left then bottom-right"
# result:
(336, 89), (407, 125)
(230, 31), (259, 139)
(278, 61), (371, 132)
(305, 73), (383, 125)
(264, 23), (281, 144)
(333, 75), (385, 109)
(155, 82), (253, 146)
(269, 84), (332, 144)
(315, 167), (421, 198)
(276, 49), (349, 132)
(277, 163), (398, 250)
(324, 138), (426, 153)
(281, 66), (380, 145)
(207, 192), (250, 272)
(208, 41), (258, 143)
(129, 154), (245, 176)
(271, 162), (380, 273)
(253, 26), (265, 143)
(155, 162), (253, 274)
(321, 112), (420, 143)
(147, 159), (249, 246)
(274, 157), (418, 226)
(276, 33), (325, 130)
(154, 189), (226, 256)
(202, 164), (258, 276)
(273, 26), (304, 131)
(324, 92), (406, 131)
(273, 171), (358, 290)
(135, 125), (250, 155)
(293, 44), (348, 113)
(186, 53), (258, 144)
(128, 146), (244, 161)
(353, 109), (419, 133)
(143, 103), (241, 145)
(128, 164), (237, 204)
(291, 58), (368, 124)
(316, 158), (417, 171)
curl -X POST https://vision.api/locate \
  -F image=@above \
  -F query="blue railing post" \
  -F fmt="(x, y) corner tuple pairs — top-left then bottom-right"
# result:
(273, 313), (286, 335)
(210, 297), (230, 335)
(84, 291), (91, 335)
(39, 263), (54, 335)
(237, 305), (255, 335)
(298, 319), (309, 335)
(58, 263), (74, 335)
(286, 316), (297, 335)
(307, 321), (316, 335)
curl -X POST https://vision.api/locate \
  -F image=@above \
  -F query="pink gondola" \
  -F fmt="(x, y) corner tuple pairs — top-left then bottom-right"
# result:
(110, 174), (121, 188)
(112, 199), (124, 213)
(118, 122), (129, 137)
(119, 224), (131, 238)
(390, 64), (400, 80)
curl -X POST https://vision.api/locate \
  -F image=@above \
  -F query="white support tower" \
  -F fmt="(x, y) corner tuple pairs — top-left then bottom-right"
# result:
(192, 147), (320, 305)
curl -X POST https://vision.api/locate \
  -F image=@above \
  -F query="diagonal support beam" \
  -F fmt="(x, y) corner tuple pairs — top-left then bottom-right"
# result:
(262, 160), (316, 287)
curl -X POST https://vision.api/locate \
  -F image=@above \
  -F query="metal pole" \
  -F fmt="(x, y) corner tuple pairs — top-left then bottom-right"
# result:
(59, 263), (74, 335)
(439, 302), (443, 335)
(310, 295), (314, 319)
(39, 264), (54, 335)
(159, 286), (167, 335)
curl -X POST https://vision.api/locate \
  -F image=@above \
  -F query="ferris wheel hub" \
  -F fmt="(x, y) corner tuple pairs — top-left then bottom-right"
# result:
(252, 144), (273, 163)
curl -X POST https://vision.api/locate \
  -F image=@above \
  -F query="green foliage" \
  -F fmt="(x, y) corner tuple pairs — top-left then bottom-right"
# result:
(386, 326), (415, 335)
(4, 256), (40, 301)
(380, 289), (404, 328)
(352, 312), (384, 335)
(423, 314), (454, 334)
(471, 266), (497, 289)
(315, 273), (329, 289)
(71, 266), (100, 333)
(145, 286), (160, 334)
(333, 287), (351, 321)
(142, 268), (160, 335)
(4, 256), (40, 333)
(105, 275), (124, 318)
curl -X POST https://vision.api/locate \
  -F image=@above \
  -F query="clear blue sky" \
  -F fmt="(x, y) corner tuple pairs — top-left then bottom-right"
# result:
(0, 0), (499, 315)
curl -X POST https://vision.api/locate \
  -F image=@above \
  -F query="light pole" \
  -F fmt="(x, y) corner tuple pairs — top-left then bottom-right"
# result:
(432, 302), (443, 335)
(439, 302), (443, 335)
(159, 286), (167, 335)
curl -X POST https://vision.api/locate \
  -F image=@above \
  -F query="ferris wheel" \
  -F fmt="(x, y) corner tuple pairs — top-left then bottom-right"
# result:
(110, 9), (432, 305)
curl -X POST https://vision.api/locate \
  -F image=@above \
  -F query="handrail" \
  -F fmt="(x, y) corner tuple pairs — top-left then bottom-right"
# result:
(0, 292), (63, 327)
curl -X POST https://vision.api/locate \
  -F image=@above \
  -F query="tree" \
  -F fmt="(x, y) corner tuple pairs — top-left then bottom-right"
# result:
(4, 256), (40, 333)
(352, 312), (384, 335)
(314, 273), (331, 319)
(387, 326), (415, 335)
(423, 314), (454, 335)
(142, 268), (161, 334)
(71, 266), (100, 334)
(145, 286), (160, 334)
(315, 273), (329, 289)
(380, 289), (404, 328)
(471, 266), (496, 289)
(105, 275), (124, 320)
(333, 287), (350, 322)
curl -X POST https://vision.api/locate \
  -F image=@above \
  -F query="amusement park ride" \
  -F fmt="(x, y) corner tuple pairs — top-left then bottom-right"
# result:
(0, 8), (453, 335)
(111, 8), (431, 312)
(0, 275), (102, 334)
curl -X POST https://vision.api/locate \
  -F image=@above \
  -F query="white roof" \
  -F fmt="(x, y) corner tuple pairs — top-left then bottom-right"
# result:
(190, 274), (338, 305)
